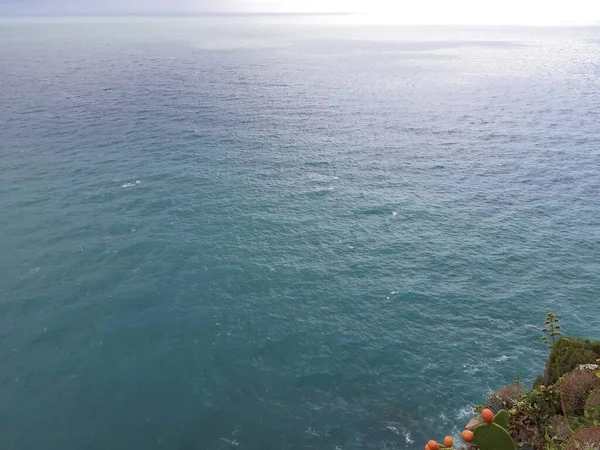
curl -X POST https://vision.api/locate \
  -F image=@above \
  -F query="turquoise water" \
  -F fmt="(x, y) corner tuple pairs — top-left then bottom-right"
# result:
(1, 17), (599, 449)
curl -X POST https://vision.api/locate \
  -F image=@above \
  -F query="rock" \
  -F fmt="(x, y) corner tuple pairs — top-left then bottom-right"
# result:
(466, 416), (484, 431)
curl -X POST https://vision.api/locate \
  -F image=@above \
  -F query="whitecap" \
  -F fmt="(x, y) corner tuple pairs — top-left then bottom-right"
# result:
(121, 180), (141, 188)
(456, 405), (476, 419)
(462, 361), (487, 374)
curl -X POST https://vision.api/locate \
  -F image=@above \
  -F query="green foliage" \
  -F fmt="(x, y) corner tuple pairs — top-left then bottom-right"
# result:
(522, 384), (561, 423)
(544, 430), (563, 450)
(511, 385), (559, 448)
(570, 407), (600, 432)
(473, 422), (515, 450)
(586, 389), (600, 415)
(542, 312), (563, 348)
(578, 415), (600, 431)
(544, 338), (600, 385)
(494, 409), (510, 431)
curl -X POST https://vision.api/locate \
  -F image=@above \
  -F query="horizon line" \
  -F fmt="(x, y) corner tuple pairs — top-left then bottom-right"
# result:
(0, 13), (598, 28)
(1, 12), (357, 17)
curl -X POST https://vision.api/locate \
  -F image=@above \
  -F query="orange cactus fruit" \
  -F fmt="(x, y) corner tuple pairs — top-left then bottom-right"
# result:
(481, 408), (494, 423)
(461, 430), (474, 443)
(425, 445), (431, 450)
(444, 436), (454, 448)
(427, 440), (440, 450)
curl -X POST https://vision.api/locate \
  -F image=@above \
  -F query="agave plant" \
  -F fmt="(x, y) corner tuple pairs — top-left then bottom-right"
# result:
(541, 312), (562, 348)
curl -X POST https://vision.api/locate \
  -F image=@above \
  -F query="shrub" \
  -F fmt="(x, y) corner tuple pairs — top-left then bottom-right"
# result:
(560, 370), (600, 415)
(509, 408), (542, 449)
(483, 383), (525, 412)
(522, 384), (561, 423)
(586, 389), (600, 415)
(544, 338), (600, 385)
(548, 414), (573, 442)
(565, 426), (600, 450)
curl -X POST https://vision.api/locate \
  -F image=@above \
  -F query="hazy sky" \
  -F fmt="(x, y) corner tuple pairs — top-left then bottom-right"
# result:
(1, 0), (599, 25)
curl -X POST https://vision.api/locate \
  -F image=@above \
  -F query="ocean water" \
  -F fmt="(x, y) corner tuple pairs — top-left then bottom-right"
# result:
(1, 16), (599, 450)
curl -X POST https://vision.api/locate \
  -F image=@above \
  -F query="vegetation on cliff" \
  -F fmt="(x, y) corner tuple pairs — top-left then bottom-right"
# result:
(425, 313), (600, 450)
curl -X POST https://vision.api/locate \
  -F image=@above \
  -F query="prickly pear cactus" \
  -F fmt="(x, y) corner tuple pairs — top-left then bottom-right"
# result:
(493, 409), (510, 431)
(473, 422), (515, 450)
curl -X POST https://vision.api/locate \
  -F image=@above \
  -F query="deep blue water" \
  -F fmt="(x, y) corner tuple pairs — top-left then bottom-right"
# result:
(1, 16), (599, 450)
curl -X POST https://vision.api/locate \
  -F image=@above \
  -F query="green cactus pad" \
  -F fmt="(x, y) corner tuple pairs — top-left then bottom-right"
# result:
(473, 422), (515, 450)
(493, 409), (510, 431)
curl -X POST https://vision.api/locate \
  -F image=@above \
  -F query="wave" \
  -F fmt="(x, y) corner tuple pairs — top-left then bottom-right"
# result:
(307, 187), (334, 197)
(121, 180), (141, 188)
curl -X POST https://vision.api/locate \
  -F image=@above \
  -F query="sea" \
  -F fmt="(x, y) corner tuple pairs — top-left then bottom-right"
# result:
(0, 15), (599, 450)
